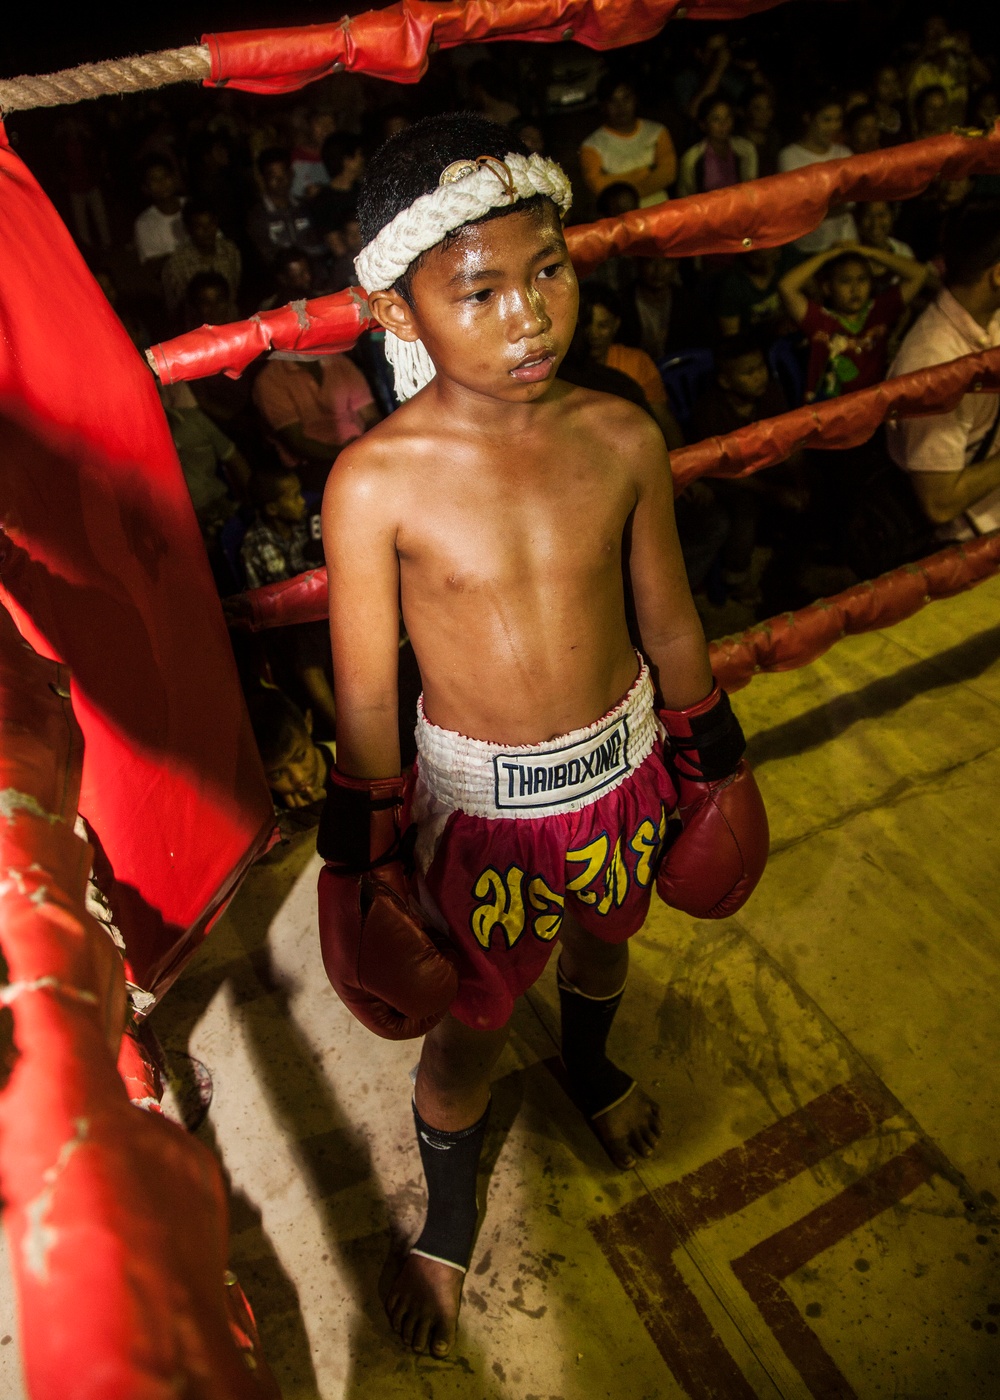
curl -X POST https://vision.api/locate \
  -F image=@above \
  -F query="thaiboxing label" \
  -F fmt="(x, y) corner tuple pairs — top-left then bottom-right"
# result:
(492, 716), (631, 812)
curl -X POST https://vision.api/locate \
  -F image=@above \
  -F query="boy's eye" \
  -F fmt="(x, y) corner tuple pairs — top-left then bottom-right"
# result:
(537, 262), (562, 280)
(467, 288), (493, 304)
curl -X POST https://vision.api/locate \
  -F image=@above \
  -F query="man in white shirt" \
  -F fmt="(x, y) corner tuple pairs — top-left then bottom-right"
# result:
(133, 156), (186, 266)
(886, 205), (1000, 540)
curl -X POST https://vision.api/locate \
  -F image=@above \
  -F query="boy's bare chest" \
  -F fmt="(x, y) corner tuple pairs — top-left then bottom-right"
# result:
(398, 451), (632, 588)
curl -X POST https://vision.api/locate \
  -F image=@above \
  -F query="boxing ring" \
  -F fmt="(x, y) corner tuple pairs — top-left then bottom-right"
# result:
(1, 2), (999, 1396)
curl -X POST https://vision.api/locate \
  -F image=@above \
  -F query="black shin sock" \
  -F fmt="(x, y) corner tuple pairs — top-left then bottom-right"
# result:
(411, 1099), (490, 1273)
(557, 963), (635, 1120)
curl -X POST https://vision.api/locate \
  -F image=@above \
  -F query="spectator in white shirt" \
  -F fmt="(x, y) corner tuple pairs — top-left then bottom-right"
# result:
(778, 96), (856, 253)
(580, 75), (676, 210)
(886, 205), (1000, 539)
(133, 156), (186, 266)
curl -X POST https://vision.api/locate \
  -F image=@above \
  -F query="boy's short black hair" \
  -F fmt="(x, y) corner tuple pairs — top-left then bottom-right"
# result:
(139, 153), (176, 181)
(596, 181), (640, 218)
(596, 71), (634, 106)
(272, 245), (312, 278)
(714, 332), (765, 367)
(246, 686), (309, 767)
(181, 200), (217, 232)
(820, 251), (872, 283)
(357, 112), (549, 303)
(257, 146), (291, 176)
(248, 466), (300, 512)
(943, 202), (1000, 286)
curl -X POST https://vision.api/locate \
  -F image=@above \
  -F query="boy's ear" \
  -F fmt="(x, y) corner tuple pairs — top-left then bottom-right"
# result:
(368, 288), (421, 343)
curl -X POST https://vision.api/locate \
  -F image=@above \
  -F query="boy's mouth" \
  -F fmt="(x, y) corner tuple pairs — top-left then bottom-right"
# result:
(509, 350), (556, 383)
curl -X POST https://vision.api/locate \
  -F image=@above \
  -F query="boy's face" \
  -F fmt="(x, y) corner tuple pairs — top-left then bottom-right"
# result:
(918, 90), (949, 132)
(809, 104), (843, 146)
(604, 85), (637, 131)
(262, 160), (292, 200)
(849, 112), (880, 153)
(584, 303), (620, 360)
(192, 282), (230, 324)
(380, 203), (578, 403)
(826, 260), (872, 315)
(746, 91), (773, 129)
(266, 723), (328, 806)
(189, 210), (219, 254)
(719, 351), (768, 401)
(278, 256), (313, 295)
(268, 477), (308, 525)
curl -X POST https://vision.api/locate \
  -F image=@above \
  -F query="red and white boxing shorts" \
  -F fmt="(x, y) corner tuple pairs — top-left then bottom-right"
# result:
(409, 661), (678, 1030)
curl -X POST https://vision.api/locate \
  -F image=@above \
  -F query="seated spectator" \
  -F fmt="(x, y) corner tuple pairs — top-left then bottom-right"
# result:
(740, 87), (780, 177)
(248, 147), (321, 266)
(677, 96), (758, 197)
(687, 335), (802, 603)
(312, 205), (363, 293)
(887, 204), (1000, 538)
(896, 174), (974, 263)
(258, 247), (314, 311)
(627, 256), (680, 361)
(778, 96), (856, 253)
(290, 109), (337, 201)
(779, 243), (926, 400)
(912, 84), (951, 140)
(844, 105), (882, 156)
(580, 75), (676, 209)
(159, 381), (249, 536)
(578, 285), (682, 447)
(590, 183), (641, 296)
(907, 19), (974, 129)
(246, 686), (334, 813)
(182, 271), (254, 433)
(252, 352), (380, 491)
(511, 117), (546, 157)
(308, 132), (365, 234)
(133, 155), (185, 267)
(716, 246), (787, 338)
(871, 64), (905, 143)
(162, 203), (241, 319)
(240, 470), (335, 730)
(240, 467), (314, 588)
(854, 202), (916, 260)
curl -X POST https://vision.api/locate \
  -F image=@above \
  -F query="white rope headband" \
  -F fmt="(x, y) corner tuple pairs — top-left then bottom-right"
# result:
(354, 151), (573, 400)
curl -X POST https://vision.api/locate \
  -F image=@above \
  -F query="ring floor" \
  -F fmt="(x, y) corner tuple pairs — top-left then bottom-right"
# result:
(3, 576), (1000, 1399)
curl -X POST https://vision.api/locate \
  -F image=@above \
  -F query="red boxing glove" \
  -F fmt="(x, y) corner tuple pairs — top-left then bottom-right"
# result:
(657, 685), (769, 919)
(317, 770), (457, 1039)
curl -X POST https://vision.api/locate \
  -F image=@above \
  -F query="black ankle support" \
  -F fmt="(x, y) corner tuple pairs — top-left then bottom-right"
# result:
(557, 965), (635, 1120)
(410, 1100), (490, 1273)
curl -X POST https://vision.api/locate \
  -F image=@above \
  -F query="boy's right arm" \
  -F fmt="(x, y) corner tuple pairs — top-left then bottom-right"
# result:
(778, 249), (836, 323)
(318, 441), (458, 1039)
(322, 443), (402, 777)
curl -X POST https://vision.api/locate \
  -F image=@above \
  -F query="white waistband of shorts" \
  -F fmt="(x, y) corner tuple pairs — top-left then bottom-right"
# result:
(414, 661), (657, 820)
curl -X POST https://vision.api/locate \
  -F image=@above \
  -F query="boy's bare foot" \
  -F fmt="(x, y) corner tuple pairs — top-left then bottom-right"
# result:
(382, 1252), (465, 1356)
(590, 1084), (662, 1170)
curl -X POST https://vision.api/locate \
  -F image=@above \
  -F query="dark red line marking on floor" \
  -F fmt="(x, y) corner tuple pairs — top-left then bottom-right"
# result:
(730, 1141), (935, 1400)
(591, 1076), (933, 1399)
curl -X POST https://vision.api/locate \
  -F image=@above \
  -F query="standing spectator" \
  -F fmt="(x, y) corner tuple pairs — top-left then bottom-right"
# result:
(580, 76), (676, 209)
(740, 87), (780, 177)
(778, 96), (856, 253)
(184, 272), (255, 433)
(673, 32), (748, 123)
(912, 85), (951, 140)
(844, 105), (882, 156)
(887, 205), (1000, 538)
(871, 65), (905, 143)
(625, 256), (680, 361)
(907, 19), (976, 128)
(466, 60), (521, 126)
(309, 133), (366, 234)
(779, 243), (927, 401)
(133, 155), (185, 266)
(248, 148), (320, 266)
(312, 206), (363, 293)
(290, 109), (337, 201)
(252, 353), (381, 491)
(854, 202), (916, 260)
(162, 204), (241, 319)
(578, 285), (682, 447)
(677, 97), (758, 197)
(716, 246), (786, 339)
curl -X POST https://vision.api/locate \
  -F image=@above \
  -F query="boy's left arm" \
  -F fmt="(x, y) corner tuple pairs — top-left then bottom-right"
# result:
(627, 419), (769, 918)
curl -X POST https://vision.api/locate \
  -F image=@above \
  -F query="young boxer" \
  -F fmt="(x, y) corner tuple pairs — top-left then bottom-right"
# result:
(317, 113), (768, 1359)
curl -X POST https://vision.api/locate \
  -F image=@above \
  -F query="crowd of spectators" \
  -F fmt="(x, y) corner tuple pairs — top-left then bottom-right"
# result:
(10, 3), (999, 817)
